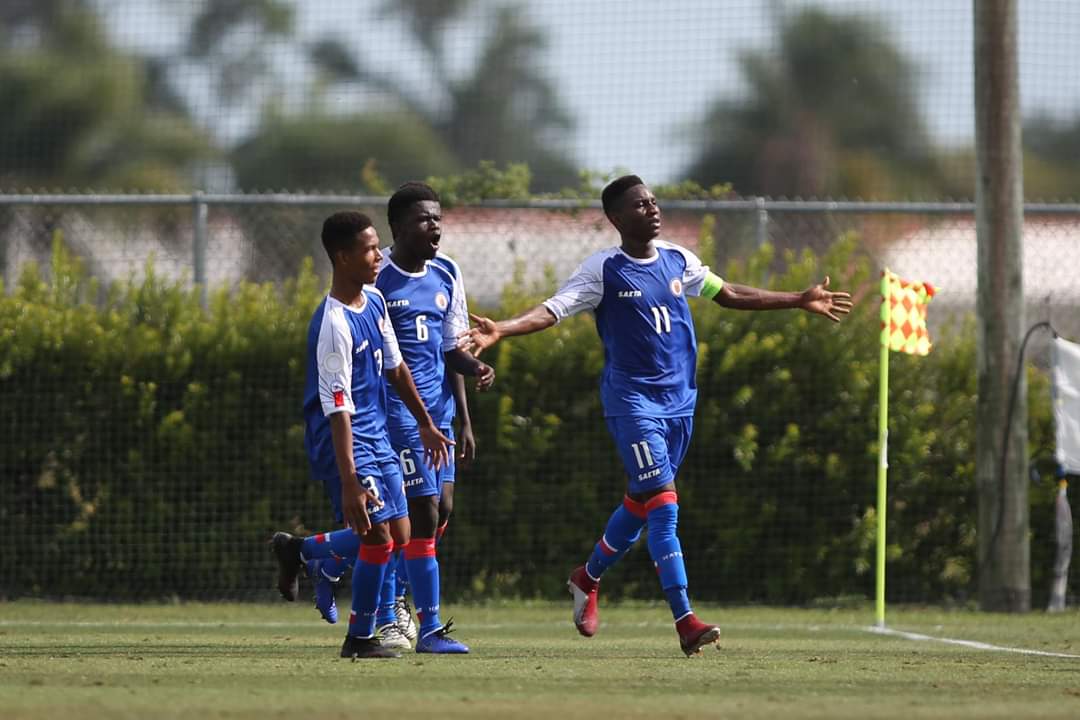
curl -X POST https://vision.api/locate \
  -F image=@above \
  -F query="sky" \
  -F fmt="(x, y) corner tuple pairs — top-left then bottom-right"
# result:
(105, 0), (1080, 184)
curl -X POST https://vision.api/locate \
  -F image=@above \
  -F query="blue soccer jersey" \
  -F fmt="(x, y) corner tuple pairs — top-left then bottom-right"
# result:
(302, 289), (403, 481)
(542, 240), (714, 418)
(375, 255), (468, 430)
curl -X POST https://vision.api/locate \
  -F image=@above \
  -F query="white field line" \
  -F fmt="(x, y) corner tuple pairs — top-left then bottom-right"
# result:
(861, 624), (1080, 659)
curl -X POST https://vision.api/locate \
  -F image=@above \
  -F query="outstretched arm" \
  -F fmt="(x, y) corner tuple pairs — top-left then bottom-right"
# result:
(458, 305), (557, 356)
(711, 275), (853, 322)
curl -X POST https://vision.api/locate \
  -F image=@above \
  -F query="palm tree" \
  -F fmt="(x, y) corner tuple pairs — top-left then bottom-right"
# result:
(308, 1), (578, 191)
(686, 7), (943, 200)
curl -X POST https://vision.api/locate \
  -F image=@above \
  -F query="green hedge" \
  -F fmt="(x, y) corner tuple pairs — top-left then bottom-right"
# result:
(0, 234), (1064, 603)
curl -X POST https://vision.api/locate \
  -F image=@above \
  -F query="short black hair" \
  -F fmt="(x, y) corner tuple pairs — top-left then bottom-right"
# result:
(321, 211), (373, 265)
(601, 174), (645, 215)
(387, 181), (440, 227)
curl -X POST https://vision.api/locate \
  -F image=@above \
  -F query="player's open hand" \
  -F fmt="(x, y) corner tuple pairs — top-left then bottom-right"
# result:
(800, 276), (853, 323)
(419, 423), (455, 470)
(341, 476), (381, 535)
(458, 313), (500, 356)
(474, 360), (495, 391)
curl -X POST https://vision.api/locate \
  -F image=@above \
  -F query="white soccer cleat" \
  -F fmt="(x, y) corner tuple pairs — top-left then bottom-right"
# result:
(395, 596), (418, 642)
(376, 622), (413, 650)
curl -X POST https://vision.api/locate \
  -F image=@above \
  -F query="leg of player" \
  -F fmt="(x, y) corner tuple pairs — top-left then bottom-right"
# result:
(375, 518), (413, 650)
(437, 480), (453, 544)
(392, 550), (416, 642)
(271, 528), (359, 604)
(406, 494), (468, 653)
(639, 485), (719, 656)
(308, 552), (347, 624)
(568, 495), (646, 637)
(340, 522), (402, 660)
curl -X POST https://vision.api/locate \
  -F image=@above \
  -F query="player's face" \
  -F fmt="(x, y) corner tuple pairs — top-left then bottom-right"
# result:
(338, 226), (383, 285)
(397, 200), (442, 261)
(612, 185), (661, 241)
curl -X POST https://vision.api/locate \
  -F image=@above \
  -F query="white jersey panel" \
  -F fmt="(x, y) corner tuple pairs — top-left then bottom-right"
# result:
(367, 286), (402, 370)
(316, 301), (356, 416)
(443, 271), (469, 351)
(542, 247), (620, 322)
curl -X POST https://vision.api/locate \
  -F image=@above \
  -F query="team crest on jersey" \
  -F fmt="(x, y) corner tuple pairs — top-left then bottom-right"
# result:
(434, 292), (449, 310)
(670, 278), (683, 297)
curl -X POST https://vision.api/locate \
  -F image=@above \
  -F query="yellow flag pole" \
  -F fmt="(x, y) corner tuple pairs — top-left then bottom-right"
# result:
(876, 270), (891, 628)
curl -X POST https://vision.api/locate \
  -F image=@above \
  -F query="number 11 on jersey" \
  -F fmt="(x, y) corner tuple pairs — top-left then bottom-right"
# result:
(650, 305), (671, 334)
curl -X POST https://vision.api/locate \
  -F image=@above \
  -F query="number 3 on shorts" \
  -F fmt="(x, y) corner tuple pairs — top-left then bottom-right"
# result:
(359, 475), (382, 511)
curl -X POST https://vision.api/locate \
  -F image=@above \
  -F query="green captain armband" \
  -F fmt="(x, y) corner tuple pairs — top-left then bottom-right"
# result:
(701, 271), (724, 299)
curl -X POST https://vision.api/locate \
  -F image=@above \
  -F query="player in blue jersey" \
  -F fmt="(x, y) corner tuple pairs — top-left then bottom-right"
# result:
(374, 182), (494, 653)
(272, 210), (453, 659)
(383, 247), (478, 643)
(460, 175), (852, 656)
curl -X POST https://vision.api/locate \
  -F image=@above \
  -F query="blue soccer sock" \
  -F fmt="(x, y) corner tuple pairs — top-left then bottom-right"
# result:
(375, 549), (400, 627)
(646, 492), (692, 622)
(404, 538), (441, 637)
(394, 549), (410, 599)
(347, 542), (392, 639)
(584, 496), (647, 581)
(301, 529), (360, 563)
(316, 554), (351, 582)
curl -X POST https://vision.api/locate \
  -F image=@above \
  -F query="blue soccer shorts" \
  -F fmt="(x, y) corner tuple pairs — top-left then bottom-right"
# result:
(316, 436), (408, 525)
(389, 424), (456, 498)
(605, 415), (694, 495)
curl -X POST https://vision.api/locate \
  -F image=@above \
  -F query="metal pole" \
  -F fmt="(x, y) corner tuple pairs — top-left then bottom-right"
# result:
(974, 0), (1029, 612)
(193, 192), (208, 308)
(754, 196), (768, 249)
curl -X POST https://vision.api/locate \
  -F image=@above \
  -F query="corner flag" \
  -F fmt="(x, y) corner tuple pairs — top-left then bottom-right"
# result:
(876, 269), (935, 627)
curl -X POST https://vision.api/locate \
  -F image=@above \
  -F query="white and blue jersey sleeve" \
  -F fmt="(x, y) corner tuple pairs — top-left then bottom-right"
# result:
(442, 270), (469, 352)
(542, 248), (619, 322)
(375, 288), (403, 371)
(315, 303), (356, 416)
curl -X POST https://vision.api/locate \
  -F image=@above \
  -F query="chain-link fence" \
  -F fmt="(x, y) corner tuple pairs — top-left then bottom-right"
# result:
(5, 194), (1080, 323)
(2, 195), (1078, 604)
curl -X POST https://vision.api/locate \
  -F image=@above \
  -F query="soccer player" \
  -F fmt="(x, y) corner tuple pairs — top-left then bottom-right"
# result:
(272, 210), (453, 659)
(374, 182), (494, 653)
(459, 175), (853, 656)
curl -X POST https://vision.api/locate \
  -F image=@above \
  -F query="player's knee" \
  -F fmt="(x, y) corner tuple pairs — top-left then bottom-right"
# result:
(408, 495), (439, 538)
(362, 522), (393, 546)
(389, 515), (411, 547)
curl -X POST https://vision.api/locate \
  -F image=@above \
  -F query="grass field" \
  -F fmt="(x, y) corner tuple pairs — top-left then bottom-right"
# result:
(2, 601), (1079, 719)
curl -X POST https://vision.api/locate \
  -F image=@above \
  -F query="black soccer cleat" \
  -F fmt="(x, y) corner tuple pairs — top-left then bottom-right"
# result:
(340, 634), (403, 659)
(270, 531), (304, 602)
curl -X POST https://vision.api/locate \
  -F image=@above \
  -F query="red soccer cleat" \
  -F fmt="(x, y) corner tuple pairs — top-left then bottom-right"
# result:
(567, 566), (600, 637)
(676, 614), (721, 657)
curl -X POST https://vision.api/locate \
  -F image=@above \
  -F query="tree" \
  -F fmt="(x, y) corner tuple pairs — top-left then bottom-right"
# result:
(232, 110), (457, 191)
(0, 2), (212, 190)
(305, 1), (578, 192)
(685, 7), (943, 200)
